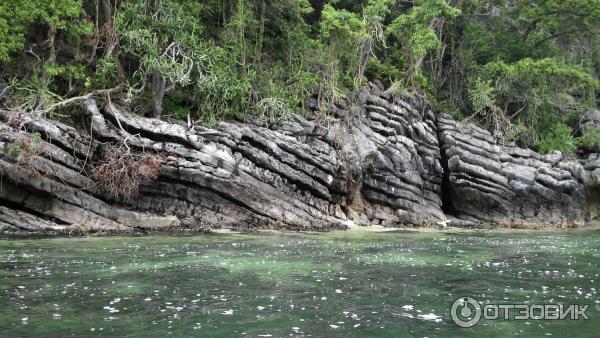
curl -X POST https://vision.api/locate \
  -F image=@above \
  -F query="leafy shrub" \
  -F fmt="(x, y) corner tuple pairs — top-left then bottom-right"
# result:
(255, 98), (292, 127)
(575, 127), (600, 150)
(7, 76), (62, 114)
(474, 58), (598, 148)
(163, 96), (191, 121)
(468, 78), (496, 114)
(537, 123), (576, 154)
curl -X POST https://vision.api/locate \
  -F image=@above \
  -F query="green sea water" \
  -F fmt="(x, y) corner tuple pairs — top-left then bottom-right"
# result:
(1, 229), (599, 337)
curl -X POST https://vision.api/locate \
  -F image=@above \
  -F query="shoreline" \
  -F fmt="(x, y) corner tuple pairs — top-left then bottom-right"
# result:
(2, 222), (599, 240)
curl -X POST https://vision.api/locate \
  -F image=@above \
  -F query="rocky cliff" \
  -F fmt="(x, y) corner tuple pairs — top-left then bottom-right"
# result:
(1, 83), (598, 236)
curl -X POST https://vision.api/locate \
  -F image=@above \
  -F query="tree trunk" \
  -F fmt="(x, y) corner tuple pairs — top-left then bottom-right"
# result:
(46, 24), (57, 64)
(100, 0), (125, 82)
(151, 71), (166, 119)
(402, 20), (437, 86)
(357, 38), (372, 83)
(36, 24), (57, 113)
(101, 0), (115, 57)
(101, 0), (112, 28)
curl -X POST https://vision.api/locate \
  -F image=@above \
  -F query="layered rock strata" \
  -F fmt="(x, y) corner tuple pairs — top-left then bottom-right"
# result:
(0, 83), (597, 235)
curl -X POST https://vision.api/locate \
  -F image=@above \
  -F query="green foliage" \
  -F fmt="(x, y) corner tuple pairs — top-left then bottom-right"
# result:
(432, 0), (600, 149)
(7, 142), (24, 160)
(255, 98), (293, 127)
(468, 78), (496, 114)
(117, 0), (205, 87)
(365, 56), (404, 85)
(576, 127), (600, 150)
(0, 0), (599, 155)
(363, 0), (392, 43)
(7, 132), (43, 160)
(193, 44), (251, 121)
(320, 4), (366, 87)
(537, 123), (576, 154)
(320, 5), (366, 43)
(510, 0), (600, 46)
(163, 96), (191, 121)
(91, 57), (119, 89)
(0, 0), (88, 62)
(8, 76), (62, 113)
(472, 58), (598, 146)
(388, 0), (460, 58)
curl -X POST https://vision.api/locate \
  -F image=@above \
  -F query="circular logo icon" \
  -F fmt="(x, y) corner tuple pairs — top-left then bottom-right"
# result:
(451, 296), (481, 328)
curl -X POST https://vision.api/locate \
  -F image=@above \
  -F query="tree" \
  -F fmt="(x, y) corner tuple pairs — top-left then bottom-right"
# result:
(476, 58), (598, 146)
(1, 0), (599, 155)
(117, 0), (206, 119)
(357, 0), (392, 82)
(319, 4), (365, 109)
(0, 0), (87, 63)
(0, 0), (91, 115)
(386, 0), (460, 87)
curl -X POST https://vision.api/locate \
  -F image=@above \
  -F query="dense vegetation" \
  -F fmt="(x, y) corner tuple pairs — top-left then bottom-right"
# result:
(1, 0), (599, 153)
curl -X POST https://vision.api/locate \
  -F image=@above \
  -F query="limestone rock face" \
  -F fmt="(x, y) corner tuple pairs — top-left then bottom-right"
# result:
(349, 83), (445, 225)
(0, 83), (598, 236)
(581, 154), (600, 226)
(438, 113), (587, 227)
(579, 108), (600, 134)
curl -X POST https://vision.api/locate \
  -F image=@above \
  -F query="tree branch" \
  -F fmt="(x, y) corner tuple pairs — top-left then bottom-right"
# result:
(37, 85), (123, 115)
(533, 29), (579, 47)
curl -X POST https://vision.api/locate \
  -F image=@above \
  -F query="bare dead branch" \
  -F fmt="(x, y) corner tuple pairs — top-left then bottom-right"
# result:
(36, 85), (123, 116)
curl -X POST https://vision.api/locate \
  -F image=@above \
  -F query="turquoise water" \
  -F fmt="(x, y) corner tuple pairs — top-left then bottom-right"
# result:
(0, 230), (599, 337)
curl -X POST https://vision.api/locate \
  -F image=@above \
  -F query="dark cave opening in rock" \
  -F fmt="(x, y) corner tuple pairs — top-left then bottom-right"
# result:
(438, 144), (458, 217)
(585, 186), (600, 225)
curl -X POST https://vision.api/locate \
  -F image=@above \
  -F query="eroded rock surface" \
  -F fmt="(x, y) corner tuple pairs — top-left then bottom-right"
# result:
(438, 113), (587, 227)
(0, 83), (597, 236)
